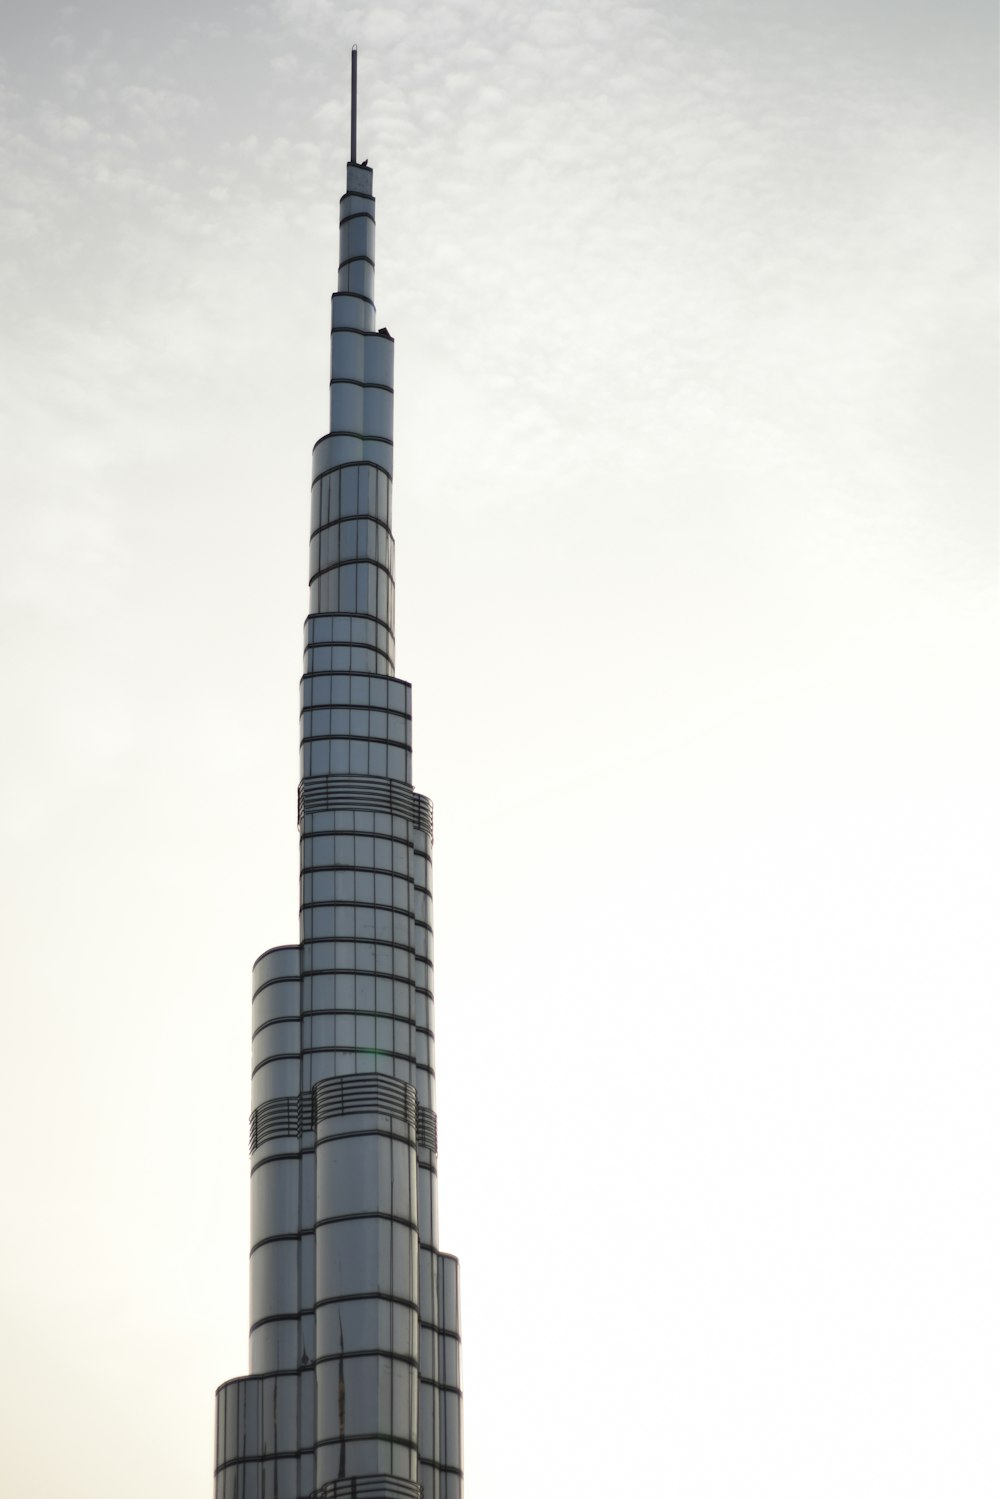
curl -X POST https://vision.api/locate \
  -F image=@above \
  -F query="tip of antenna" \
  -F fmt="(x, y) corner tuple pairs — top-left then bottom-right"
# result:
(352, 43), (357, 53)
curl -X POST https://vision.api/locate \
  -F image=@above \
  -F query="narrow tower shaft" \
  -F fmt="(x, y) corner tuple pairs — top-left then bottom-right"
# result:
(214, 63), (463, 1499)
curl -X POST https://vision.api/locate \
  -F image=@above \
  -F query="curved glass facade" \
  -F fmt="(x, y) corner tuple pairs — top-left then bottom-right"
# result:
(214, 135), (463, 1499)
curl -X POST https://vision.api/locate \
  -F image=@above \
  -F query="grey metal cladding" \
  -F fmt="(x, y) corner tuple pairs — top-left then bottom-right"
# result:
(215, 68), (463, 1499)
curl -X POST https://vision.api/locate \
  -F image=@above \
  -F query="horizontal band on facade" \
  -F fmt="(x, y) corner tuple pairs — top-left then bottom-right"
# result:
(299, 777), (432, 836)
(252, 944), (301, 974)
(301, 935), (434, 959)
(252, 1049), (432, 1086)
(253, 1009), (433, 1036)
(298, 901), (426, 923)
(299, 866), (429, 887)
(293, 972), (432, 994)
(246, 1310), (306, 1332)
(249, 1147), (308, 1173)
(248, 1229), (300, 1251)
(251, 1082), (436, 1151)
(245, 1291), (420, 1322)
(214, 1451), (305, 1474)
(300, 713), (405, 743)
(305, 657), (398, 680)
(331, 291), (376, 310)
(310, 514), (395, 546)
(299, 737), (410, 756)
(216, 1441), (419, 1477)
(252, 971), (303, 1000)
(247, 1288), (418, 1314)
(299, 672), (403, 695)
(298, 940), (432, 965)
(303, 640), (396, 661)
(247, 1221), (440, 1258)
(249, 1144), (439, 1178)
(251, 1050), (305, 1080)
(312, 1473), (419, 1499)
(299, 689), (409, 719)
(296, 946), (433, 971)
(242, 1331), (421, 1373)
(304, 1044), (424, 1070)
(313, 1431), (419, 1456)
(305, 611), (396, 633)
(321, 426), (393, 445)
(303, 616), (396, 648)
(326, 376), (394, 394)
(311, 459), (394, 485)
(305, 634), (397, 660)
(338, 252), (376, 270)
(245, 1289), (437, 1322)
(314, 1207), (417, 1232)
(309, 556), (395, 588)
(299, 821), (424, 846)
(253, 995), (428, 1023)
(273, 976), (432, 1003)
(315, 1289), (419, 1313)
(309, 1347), (420, 1373)
(417, 1375), (463, 1394)
(252, 1011), (417, 1042)
(213, 1363), (423, 1401)
(284, 959), (434, 983)
(304, 615), (396, 642)
(257, 1048), (434, 1079)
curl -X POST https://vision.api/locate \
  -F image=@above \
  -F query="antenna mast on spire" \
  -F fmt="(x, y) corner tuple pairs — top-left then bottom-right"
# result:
(350, 45), (358, 163)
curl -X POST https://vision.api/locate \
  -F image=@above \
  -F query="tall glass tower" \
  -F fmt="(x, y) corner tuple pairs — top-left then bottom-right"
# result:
(214, 52), (463, 1499)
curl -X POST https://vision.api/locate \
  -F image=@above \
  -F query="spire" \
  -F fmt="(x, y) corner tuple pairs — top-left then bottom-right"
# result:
(350, 44), (358, 164)
(344, 44), (371, 199)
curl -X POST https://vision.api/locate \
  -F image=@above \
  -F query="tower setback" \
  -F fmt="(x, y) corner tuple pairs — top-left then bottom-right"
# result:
(214, 57), (464, 1499)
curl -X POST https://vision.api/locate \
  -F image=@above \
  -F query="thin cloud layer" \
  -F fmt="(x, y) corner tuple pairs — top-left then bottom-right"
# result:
(0, 5), (996, 1499)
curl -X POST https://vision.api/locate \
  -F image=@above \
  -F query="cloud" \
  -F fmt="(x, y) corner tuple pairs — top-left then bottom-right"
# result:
(120, 83), (201, 126)
(38, 104), (90, 140)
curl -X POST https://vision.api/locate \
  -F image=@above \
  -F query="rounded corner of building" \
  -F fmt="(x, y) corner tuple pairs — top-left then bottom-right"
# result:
(251, 943), (302, 986)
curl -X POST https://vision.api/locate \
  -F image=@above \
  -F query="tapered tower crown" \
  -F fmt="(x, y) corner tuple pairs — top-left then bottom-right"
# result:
(214, 55), (464, 1499)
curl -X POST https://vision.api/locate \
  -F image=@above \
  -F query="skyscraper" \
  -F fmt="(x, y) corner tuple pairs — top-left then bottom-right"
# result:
(214, 52), (463, 1499)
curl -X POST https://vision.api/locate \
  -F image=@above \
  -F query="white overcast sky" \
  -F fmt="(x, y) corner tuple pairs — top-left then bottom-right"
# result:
(1, 3), (997, 1496)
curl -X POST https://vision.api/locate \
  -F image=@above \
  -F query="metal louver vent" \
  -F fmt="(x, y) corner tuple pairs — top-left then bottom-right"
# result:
(298, 774), (432, 837)
(314, 1074), (417, 1129)
(248, 1091), (315, 1152)
(416, 1106), (438, 1152)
